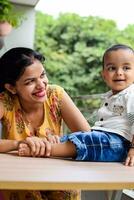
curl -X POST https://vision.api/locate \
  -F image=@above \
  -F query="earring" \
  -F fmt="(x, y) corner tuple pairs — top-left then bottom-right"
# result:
(11, 91), (16, 95)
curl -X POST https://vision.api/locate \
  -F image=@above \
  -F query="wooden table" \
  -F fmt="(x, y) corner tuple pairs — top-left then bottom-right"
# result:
(0, 153), (134, 191)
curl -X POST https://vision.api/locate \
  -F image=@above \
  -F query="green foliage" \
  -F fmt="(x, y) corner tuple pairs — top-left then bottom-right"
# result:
(0, 0), (24, 27)
(34, 11), (134, 98)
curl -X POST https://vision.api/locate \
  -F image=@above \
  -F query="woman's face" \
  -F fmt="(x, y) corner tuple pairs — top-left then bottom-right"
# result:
(12, 59), (49, 104)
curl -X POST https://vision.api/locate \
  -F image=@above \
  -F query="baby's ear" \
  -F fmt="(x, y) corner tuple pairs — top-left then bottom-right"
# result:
(4, 83), (16, 94)
(101, 70), (105, 80)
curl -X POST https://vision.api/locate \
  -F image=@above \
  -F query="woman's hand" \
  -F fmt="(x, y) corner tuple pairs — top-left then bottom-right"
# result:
(46, 132), (60, 144)
(125, 148), (134, 166)
(23, 136), (52, 157)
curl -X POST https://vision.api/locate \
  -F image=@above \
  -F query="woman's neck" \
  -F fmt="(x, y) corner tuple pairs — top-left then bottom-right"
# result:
(19, 99), (43, 114)
(20, 101), (44, 131)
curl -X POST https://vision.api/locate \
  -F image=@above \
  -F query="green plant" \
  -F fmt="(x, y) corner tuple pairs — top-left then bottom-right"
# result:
(0, 0), (24, 27)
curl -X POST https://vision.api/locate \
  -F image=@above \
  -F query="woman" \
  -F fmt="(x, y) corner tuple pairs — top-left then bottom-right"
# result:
(0, 47), (90, 200)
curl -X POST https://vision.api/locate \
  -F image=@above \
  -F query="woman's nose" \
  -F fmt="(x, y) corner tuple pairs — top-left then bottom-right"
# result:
(36, 79), (45, 88)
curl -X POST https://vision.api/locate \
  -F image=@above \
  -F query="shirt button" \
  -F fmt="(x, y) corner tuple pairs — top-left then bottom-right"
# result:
(105, 103), (108, 106)
(100, 118), (103, 121)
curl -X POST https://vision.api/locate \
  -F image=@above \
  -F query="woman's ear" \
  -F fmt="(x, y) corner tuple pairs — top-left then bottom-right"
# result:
(4, 83), (16, 94)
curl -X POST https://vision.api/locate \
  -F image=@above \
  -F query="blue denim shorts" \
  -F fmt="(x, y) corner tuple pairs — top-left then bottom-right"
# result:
(60, 130), (130, 162)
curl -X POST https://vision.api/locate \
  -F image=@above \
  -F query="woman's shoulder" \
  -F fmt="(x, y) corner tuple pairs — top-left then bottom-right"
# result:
(47, 84), (64, 97)
(0, 91), (12, 102)
(47, 84), (64, 91)
(0, 91), (16, 111)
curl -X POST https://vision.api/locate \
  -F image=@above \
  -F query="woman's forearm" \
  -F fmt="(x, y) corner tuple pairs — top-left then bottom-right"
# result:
(51, 141), (77, 158)
(0, 139), (19, 152)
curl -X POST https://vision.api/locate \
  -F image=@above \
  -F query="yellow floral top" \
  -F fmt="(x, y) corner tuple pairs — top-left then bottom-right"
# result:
(0, 85), (64, 140)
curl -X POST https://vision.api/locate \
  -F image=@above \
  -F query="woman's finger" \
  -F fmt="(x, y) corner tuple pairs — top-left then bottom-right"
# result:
(54, 135), (60, 144)
(25, 137), (36, 156)
(44, 141), (52, 157)
(47, 134), (55, 143)
(34, 141), (41, 156)
(38, 140), (46, 157)
(47, 134), (60, 144)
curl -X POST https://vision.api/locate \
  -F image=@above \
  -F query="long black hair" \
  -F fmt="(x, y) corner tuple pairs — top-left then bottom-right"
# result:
(0, 47), (45, 92)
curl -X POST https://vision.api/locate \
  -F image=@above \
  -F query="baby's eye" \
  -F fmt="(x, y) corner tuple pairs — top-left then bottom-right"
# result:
(107, 66), (116, 71)
(123, 66), (131, 71)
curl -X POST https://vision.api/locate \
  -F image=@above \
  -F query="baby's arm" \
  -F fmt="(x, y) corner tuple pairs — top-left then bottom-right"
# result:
(125, 136), (134, 167)
(51, 141), (77, 158)
(18, 140), (77, 158)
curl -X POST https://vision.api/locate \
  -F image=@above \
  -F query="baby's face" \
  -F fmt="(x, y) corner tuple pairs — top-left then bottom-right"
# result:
(102, 49), (134, 94)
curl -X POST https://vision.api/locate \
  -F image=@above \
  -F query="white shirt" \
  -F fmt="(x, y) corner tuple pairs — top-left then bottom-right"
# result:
(92, 84), (134, 141)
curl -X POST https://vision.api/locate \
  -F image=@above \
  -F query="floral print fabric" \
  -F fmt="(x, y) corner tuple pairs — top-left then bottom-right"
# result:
(0, 84), (63, 140)
(0, 84), (80, 200)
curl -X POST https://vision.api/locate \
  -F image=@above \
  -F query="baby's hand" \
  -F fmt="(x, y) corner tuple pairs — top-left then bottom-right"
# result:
(18, 143), (31, 157)
(125, 148), (134, 167)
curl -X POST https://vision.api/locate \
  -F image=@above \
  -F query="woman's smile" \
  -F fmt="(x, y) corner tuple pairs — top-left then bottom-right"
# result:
(32, 89), (46, 98)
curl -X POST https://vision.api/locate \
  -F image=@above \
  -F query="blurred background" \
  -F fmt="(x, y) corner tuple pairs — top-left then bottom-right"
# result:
(0, 1), (134, 199)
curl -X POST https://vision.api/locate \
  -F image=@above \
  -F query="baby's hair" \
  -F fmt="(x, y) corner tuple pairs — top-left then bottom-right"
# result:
(0, 47), (45, 92)
(102, 44), (134, 68)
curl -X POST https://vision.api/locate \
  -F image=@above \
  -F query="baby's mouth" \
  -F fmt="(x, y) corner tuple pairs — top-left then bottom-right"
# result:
(113, 79), (125, 82)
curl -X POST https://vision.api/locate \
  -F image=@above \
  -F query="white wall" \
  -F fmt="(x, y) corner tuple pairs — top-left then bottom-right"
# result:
(0, 4), (36, 56)
(0, 4), (36, 135)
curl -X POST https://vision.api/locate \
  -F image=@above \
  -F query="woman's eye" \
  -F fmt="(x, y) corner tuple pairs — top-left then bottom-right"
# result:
(25, 80), (34, 85)
(41, 73), (46, 78)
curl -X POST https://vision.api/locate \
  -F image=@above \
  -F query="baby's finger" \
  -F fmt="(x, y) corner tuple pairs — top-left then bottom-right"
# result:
(124, 157), (130, 166)
(18, 143), (31, 157)
(129, 157), (134, 167)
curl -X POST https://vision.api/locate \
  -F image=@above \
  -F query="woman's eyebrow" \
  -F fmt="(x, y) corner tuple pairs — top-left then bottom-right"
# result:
(23, 69), (46, 82)
(23, 77), (35, 83)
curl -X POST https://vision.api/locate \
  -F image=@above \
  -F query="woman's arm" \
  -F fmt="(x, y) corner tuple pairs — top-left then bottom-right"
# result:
(61, 91), (90, 132)
(0, 101), (19, 153)
(0, 139), (19, 152)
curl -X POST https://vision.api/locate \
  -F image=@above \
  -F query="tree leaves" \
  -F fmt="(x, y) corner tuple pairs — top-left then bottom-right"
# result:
(35, 11), (134, 97)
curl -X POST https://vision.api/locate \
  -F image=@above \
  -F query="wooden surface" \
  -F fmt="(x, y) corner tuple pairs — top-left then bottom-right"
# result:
(0, 153), (134, 190)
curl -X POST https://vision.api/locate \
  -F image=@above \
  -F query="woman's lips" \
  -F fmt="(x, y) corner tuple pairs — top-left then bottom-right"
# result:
(33, 90), (46, 97)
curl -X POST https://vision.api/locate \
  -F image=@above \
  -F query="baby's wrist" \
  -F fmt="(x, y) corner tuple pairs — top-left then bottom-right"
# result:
(129, 143), (134, 149)
(50, 143), (55, 157)
(14, 140), (20, 150)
